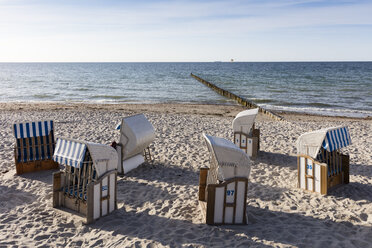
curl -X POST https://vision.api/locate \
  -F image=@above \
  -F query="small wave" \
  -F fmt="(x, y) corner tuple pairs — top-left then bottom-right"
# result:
(260, 104), (372, 118)
(76, 88), (90, 92)
(28, 80), (44, 83)
(251, 98), (273, 104)
(308, 102), (335, 108)
(32, 94), (54, 99)
(90, 95), (126, 100)
(339, 88), (360, 92)
(267, 89), (287, 93)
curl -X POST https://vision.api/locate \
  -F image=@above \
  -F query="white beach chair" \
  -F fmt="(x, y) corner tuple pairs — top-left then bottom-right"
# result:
(232, 108), (260, 159)
(296, 126), (351, 195)
(52, 138), (118, 224)
(13, 120), (59, 174)
(115, 114), (155, 174)
(199, 134), (251, 225)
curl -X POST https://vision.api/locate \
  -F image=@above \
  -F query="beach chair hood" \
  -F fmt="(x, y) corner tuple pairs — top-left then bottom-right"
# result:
(13, 120), (53, 138)
(203, 134), (251, 181)
(296, 126), (351, 159)
(232, 108), (259, 134)
(118, 114), (155, 160)
(53, 138), (118, 178)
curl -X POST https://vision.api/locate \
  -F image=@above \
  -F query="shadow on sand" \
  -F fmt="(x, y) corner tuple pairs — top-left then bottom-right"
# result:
(256, 151), (297, 170)
(91, 201), (370, 247)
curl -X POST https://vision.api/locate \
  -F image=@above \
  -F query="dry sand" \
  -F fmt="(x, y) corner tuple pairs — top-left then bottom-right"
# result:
(0, 103), (371, 247)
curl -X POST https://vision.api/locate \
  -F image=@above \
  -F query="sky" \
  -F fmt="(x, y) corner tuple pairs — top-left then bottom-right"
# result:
(0, 0), (371, 62)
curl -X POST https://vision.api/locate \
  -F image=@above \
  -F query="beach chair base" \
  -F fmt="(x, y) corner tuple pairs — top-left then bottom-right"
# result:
(15, 159), (59, 175)
(297, 154), (349, 195)
(53, 171), (117, 224)
(234, 128), (260, 159)
(198, 168), (248, 225)
(116, 144), (151, 174)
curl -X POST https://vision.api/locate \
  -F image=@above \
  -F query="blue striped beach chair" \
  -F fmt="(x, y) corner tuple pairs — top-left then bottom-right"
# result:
(13, 120), (59, 174)
(296, 126), (351, 194)
(52, 138), (118, 224)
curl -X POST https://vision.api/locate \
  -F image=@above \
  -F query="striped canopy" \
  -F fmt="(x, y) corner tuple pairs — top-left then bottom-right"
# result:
(297, 126), (351, 158)
(53, 138), (87, 168)
(13, 120), (53, 139)
(321, 126), (351, 152)
(53, 138), (118, 178)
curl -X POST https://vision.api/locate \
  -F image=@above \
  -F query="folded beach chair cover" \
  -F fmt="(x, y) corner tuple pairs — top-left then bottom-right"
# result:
(203, 134), (251, 181)
(117, 114), (155, 160)
(53, 138), (118, 178)
(13, 120), (54, 162)
(232, 108), (259, 134)
(296, 126), (351, 159)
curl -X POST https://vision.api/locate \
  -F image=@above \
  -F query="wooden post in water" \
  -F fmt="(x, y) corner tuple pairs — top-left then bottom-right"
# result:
(190, 73), (283, 121)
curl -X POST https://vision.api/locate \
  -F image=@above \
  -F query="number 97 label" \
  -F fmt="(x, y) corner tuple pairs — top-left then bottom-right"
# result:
(226, 190), (235, 196)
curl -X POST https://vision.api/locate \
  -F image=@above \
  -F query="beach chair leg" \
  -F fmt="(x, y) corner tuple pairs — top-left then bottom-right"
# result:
(53, 171), (62, 207)
(86, 183), (94, 224)
(199, 167), (209, 201)
(342, 154), (350, 184)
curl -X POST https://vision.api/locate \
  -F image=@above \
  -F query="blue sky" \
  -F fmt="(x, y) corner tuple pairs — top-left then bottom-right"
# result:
(0, 0), (371, 62)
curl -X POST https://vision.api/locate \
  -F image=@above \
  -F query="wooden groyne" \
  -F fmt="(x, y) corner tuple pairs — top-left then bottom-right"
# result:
(190, 73), (283, 121)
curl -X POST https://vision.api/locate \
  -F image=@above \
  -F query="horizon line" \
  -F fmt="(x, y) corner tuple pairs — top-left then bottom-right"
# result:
(1, 60), (372, 63)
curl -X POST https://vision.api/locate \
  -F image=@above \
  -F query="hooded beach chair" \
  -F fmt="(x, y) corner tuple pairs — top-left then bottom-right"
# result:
(115, 114), (155, 174)
(199, 134), (251, 225)
(296, 126), (351, 195)
(52, 138), (118, 224)
(13, 120), (59, 174)
(232, 108), (260, 159)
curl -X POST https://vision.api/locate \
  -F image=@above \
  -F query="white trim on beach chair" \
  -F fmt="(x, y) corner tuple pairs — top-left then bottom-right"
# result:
(296, 126), (351, 195)
(13, 120), (59, 174)
(232, 108), (260, 159)
(115, 114), (155, 174)
(199, 134), (250, 225)
(52, 138), (118, 224)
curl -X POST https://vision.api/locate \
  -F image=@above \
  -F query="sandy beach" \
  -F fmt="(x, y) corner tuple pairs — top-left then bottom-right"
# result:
(0, 102), (371, 247)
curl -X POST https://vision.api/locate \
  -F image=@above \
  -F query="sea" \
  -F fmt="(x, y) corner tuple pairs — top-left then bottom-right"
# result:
(0, 62), (371, 118)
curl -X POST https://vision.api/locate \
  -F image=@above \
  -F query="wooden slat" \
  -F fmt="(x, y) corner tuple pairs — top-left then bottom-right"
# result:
(321, 165), (327, 195)
(86, 183), (94, 224)
(53, 172), (62, 207)
(312, 159), (315, 192)
(232, 181), (237, 223)
(206, 185), (216, 225)
(342, 154), (350, 184)
(100, 181), (102, 218)
(222, 184), (227, 223)
(243, 180), (248, 224)
(305, 157), (308, 191)
(81, 163), (87, 200)
(199, 167), (209, 201)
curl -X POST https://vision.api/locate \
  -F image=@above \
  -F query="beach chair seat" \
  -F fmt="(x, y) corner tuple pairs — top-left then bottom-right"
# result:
(115, 114), (155, 174)
(233, 108), (260, 159)
(52, 138), (118, 224)
(13, 120), (59, 174)
(296, 126), (351, 195)
(199, 134), (251, 225)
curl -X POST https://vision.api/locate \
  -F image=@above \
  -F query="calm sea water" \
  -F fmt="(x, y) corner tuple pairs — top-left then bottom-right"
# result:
(0, 62), (371, 117)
